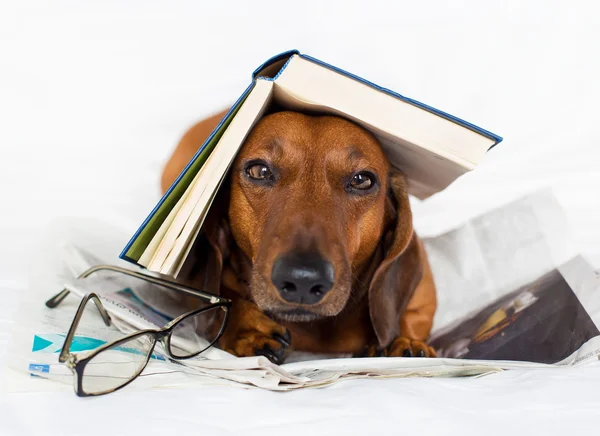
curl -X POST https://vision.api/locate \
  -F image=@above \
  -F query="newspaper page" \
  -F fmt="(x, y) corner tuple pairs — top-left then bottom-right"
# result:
(5, 189), (600, 393)
(429, 262), (600, 365)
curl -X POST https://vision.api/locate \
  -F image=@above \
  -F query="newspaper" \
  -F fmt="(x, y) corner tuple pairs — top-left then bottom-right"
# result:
(6, 190), (600, 393)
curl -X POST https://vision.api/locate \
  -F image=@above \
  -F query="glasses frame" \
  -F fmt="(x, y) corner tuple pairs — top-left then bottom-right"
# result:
(46, 264), (229, 309)
(45, 264), (231, 397)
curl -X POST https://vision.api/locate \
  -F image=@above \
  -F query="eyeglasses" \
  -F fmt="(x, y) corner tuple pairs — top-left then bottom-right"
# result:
(45, 265), (231, 397)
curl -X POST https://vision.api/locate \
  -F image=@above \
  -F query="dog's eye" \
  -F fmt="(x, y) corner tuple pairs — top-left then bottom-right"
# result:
(349, 172), (375, 190)
(246, 163), (274, 181)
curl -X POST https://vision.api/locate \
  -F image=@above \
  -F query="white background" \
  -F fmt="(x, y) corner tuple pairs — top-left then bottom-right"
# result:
(1, 1), (600, 435)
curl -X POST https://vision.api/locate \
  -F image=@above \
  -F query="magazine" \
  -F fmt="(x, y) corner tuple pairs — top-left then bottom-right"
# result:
(430, 268), (600, 364)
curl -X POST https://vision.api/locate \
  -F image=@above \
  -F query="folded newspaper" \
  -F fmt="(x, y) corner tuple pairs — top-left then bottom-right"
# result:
(7, 190), (600, 392)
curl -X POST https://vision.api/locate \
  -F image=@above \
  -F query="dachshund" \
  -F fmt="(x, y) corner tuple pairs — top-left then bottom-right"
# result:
(161, 110), (437, 363)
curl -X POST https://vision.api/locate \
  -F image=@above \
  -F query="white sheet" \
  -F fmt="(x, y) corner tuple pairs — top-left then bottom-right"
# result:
(2, 1), (600, 434)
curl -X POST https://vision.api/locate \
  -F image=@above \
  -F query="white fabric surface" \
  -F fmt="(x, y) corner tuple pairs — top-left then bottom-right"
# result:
(2, 1), (600, 435)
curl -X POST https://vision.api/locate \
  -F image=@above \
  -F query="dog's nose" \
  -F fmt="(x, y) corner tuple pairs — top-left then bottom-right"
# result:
(271, 252), (335, 305)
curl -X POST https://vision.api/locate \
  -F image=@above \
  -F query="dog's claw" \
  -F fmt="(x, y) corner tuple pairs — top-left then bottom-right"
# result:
(354, 345), (386, 358)
(273, 330), (292, 347)
(255, 329), (291, 364)
(219, 301), (293, 363)
(256, 346), (283, 364)
(360, 337), (437, 358)
(388, 337), (437, 358)
(222, 329), (292, 364)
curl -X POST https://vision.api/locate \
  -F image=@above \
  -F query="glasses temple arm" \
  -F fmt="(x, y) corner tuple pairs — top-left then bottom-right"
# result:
(46, 264), (226, 309)
(58, 292), (111, 363)
(45, 265), (110, 308)
(45, 288), (70, 308)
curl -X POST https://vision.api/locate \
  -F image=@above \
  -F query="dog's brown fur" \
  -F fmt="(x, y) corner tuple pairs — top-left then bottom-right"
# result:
(162, 110), (437, 362)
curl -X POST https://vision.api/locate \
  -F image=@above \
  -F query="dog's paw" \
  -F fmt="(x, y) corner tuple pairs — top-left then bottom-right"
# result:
(386, 337), (437, 357)
(356, 337), (437, 358)
(221, 319), (291, 364)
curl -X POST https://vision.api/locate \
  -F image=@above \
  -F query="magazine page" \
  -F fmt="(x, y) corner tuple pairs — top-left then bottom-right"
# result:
(430, 264), (600, 364)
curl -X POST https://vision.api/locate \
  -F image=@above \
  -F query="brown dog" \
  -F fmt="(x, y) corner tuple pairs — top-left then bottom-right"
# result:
(162, 110), (437, 363)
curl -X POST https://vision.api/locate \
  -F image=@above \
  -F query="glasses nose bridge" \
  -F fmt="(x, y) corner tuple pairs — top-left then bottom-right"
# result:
(155, 329), (171, 346)
(152, 330), (171, 357)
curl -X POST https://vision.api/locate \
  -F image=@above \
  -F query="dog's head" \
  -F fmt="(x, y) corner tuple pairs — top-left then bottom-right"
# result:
(202, 111), (420, 346)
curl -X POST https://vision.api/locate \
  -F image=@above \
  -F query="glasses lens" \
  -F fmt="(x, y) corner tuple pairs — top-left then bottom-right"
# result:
(169, 305), (227, 358)
(81, 332), (155, 395)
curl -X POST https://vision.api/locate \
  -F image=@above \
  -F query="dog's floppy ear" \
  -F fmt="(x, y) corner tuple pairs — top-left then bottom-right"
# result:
(178, 183), (232, 295)
(368, 168), (424, 347)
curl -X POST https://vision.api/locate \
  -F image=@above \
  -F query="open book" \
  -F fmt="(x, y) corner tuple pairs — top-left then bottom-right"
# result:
(120, 50), (502, 276)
